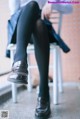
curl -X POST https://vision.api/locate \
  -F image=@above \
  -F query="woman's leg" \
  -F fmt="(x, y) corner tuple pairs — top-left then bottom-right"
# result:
(8, 1), (40, 83)
(33, 19), (50, 99)
(14, 1), (40, 62)
(33, 19), (50, 118)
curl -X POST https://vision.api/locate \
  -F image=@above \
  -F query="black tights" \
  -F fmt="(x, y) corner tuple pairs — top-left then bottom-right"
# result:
(14, 1), (50, 99)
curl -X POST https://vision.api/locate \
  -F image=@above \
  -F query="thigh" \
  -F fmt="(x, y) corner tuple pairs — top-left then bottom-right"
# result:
(31, 18), (54, 44)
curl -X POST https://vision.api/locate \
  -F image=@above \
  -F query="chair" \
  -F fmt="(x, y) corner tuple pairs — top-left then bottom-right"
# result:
(7, 11), (63, 104)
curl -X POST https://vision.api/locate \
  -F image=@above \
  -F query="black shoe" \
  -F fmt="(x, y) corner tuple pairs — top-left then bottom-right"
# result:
(8, 60), (28, 84)
(35, 97), (51, 119)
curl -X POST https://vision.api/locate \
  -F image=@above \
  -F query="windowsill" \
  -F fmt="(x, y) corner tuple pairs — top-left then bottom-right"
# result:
(0, 77), (27, 105)
(0, 74), (26, 97)
(0, 83), (11, 96)
(0, 74), (11, 96)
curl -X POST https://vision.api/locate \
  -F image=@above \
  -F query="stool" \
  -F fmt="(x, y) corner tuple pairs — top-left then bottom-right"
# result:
(7, 12), (63, 104)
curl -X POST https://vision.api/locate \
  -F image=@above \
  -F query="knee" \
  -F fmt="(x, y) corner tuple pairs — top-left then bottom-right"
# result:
(29, 1), (38, 7)
(35, 19), (44, 31)
(28, 1), (39, 10)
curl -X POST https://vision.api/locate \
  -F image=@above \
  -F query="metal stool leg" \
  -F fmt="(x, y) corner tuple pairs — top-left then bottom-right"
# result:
(27, 70), (32, 92)
(58, 49), (63, 93)
(27, 54), (32, 92)
(53, 46), (59, 105)
(12, 83), (17, 103)
(11, 50), (17, 103)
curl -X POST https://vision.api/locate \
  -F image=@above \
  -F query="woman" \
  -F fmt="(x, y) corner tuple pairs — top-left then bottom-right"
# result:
(7, 0), (73, 118)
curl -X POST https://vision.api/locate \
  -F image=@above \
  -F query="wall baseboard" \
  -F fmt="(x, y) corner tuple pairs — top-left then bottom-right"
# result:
(0, 84), (25, 96)
(0, 82), (80, 97)
(49, 82), (80, 88)
(0, 84), (11, 96)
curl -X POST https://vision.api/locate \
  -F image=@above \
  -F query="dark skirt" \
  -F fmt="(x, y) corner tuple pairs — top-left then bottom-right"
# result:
(6, 8), (70, 58)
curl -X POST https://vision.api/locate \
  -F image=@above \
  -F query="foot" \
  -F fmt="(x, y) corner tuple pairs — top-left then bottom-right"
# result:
(35, 97), (51, 119)
(8, 60), (28, 84)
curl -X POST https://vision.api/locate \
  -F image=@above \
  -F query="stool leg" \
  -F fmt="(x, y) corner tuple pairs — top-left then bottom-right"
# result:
(12, 83), (17, 103)
(11, 50), (15, 67)
(11, 50), (17, 103)
(27, 54), (32, 92)
(36, 85), (39, 94)
(27, 70), (32, 92)
(53, 46), (59, 105)
(58, 48), (63, 93)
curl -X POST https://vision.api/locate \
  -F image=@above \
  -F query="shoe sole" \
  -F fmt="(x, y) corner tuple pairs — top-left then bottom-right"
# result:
(7, 76), (28, 84)
(35, 110), (51, 119)
(8, 78), (27, 84)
